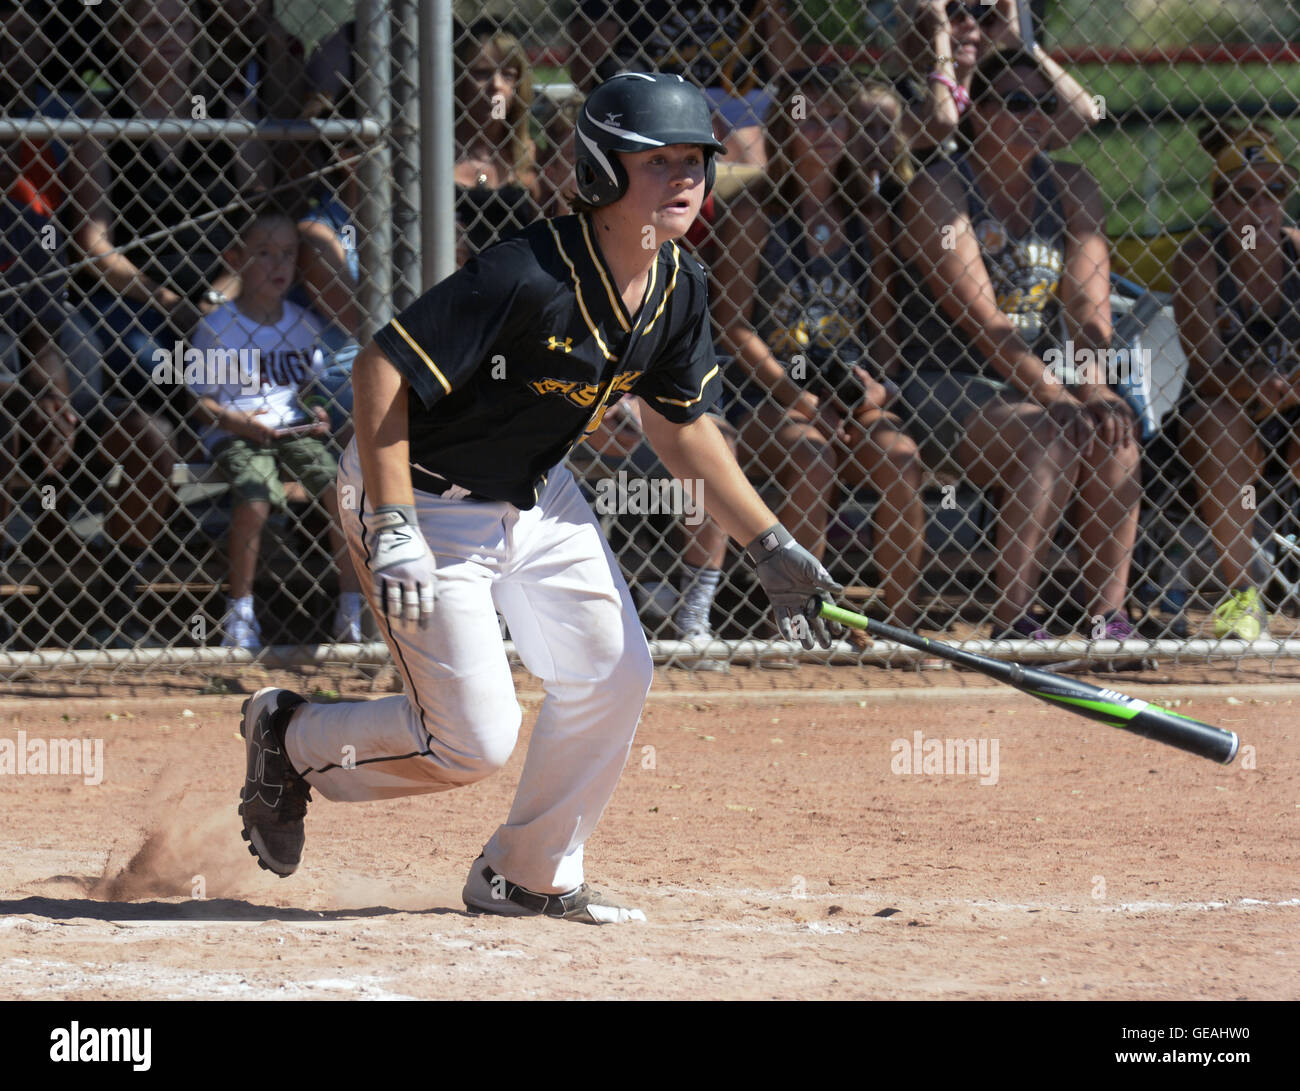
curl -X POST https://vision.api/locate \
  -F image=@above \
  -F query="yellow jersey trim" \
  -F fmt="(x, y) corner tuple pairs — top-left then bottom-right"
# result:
(390, 318), (452, 396)
(642, 243), (679, 335)
(550, 221), (616, 362)
(580, 215), (632, 333)
(654, 361), (719, 409)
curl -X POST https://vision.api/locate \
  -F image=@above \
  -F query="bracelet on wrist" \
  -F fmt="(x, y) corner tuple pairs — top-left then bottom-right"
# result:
(927, 72), (970, 112)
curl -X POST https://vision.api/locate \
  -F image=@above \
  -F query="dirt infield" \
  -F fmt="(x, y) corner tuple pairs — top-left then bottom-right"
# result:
(0, 669), (1296, 1001)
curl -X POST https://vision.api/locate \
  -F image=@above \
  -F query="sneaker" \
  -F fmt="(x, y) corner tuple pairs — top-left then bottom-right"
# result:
(238, 688), (310, 877)
(221, 612), (262, 651)
(1212, 588), (1268, 641)
(1092, 612), (1136, 641)
(461, 856), (646, 924)
(673, 625), (729, 672)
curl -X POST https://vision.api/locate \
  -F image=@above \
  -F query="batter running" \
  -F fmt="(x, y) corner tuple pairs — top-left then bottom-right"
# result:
(236, 73), (841, 923)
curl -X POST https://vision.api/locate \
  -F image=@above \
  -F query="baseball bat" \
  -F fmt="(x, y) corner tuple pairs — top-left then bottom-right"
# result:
(820, 603), (1239, 764)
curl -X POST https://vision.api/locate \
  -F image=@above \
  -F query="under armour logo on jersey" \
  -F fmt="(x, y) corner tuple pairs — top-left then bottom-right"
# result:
(547, 336), (573, 353)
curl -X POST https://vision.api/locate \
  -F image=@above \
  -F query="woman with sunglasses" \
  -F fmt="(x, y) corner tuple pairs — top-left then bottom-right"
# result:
(892, 0), (1097, 162)
(454, 19), (541, 257)
(896, 48), (1140, 642)
(1172, 123), (1300, 641)
(712, 70), (929, 633)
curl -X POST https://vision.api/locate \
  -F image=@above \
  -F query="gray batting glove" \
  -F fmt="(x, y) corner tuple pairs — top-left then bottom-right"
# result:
(746, 524), (844, 650)
(363, 504), (437, 630)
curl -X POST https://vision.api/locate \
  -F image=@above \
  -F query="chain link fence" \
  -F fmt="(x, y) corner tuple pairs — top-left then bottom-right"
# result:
(5, 0), (1300, 679)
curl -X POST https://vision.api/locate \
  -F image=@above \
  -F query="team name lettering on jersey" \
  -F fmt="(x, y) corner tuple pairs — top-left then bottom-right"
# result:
(529, 370), (643, 411)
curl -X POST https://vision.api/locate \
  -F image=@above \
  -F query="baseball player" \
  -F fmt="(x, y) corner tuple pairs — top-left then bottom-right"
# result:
(237, 73), (842, 924)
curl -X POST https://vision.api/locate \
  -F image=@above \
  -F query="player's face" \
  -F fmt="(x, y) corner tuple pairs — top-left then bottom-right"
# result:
(613, 144), (707, 243)
(234, 221), (299, 304)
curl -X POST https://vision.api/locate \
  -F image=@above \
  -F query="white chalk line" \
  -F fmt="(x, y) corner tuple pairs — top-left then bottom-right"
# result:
(0, 956), (421, 1001)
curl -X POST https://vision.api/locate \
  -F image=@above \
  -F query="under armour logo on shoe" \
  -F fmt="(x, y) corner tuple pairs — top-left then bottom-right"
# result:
(246, 725), (284, 809)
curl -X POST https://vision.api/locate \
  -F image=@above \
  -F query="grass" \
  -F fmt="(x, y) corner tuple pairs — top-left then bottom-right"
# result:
(1056, 63), (1300, 236)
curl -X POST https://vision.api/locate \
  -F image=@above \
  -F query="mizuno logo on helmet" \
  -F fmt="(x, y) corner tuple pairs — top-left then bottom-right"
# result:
(605, 113), (622, 124)
(583, 111), (663, 146)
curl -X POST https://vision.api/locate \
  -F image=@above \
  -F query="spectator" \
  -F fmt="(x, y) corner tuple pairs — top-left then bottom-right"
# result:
(531, 89), (583, 220)
(291, 139), (362, 442)
(895, 48), (1140, 640)
(306, 17), (538, 264)
(68, 0), (249, 646)
(1172, 122), (1300, 642)
(453, 19), (540, 257)
(187, 205), (362, 649)
(198, 0), (306, 189)
(892, 0), (1097, 162)
(303, 17), (359, 121)
(0, 1), (86, 208)
(712, 69), (928, 630)
(1, 132), (78, 489)
(569, 1), (807, 167)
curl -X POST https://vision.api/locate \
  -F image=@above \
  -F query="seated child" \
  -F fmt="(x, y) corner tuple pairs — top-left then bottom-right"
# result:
(187, 205), (363, 649)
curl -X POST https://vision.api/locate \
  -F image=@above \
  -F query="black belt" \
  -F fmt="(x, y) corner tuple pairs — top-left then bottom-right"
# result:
(410, 465), (495, 502)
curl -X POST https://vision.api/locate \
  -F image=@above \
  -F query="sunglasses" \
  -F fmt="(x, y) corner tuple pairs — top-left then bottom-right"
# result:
(995, 89), (1060, 115)
(946, 2), (998, 24)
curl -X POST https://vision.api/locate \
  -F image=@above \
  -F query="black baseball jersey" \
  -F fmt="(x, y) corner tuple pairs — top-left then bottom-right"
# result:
(372, 213), (721, 508)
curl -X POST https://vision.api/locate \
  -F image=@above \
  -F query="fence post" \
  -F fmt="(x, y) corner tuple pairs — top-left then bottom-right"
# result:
(391, 0), (422, 311)
(422, 0), (457, 290)
(356, 0), (394, 341)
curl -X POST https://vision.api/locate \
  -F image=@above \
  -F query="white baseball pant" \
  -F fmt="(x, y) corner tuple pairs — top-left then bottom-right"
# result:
(284, 438), (655, 893)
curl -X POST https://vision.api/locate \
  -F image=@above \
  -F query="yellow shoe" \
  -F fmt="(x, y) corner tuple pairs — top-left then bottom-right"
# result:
(1212, 589), (1268, 641)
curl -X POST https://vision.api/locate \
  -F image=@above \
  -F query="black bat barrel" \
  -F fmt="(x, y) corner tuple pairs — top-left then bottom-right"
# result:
(820, 604), (1240, 764)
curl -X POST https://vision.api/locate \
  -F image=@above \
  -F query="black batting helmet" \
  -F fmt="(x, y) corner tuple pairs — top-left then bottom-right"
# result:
(574, 72), (726, 208)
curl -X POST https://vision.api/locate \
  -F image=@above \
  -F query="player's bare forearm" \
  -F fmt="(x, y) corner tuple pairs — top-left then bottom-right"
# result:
(353, 343), (415, 508)
(640, 411), (776, 545)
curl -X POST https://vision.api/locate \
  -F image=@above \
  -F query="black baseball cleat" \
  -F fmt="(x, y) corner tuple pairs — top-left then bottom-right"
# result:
(462, 856), (646, 924)
(238, 688), (310, 877)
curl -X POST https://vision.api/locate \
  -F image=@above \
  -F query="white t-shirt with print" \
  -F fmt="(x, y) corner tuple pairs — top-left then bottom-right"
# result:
(188, 301), (325, 450)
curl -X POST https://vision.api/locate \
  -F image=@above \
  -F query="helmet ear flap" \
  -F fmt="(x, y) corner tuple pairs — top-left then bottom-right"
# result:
(575, 147), (629, 208)
(704, 153), (716, 199)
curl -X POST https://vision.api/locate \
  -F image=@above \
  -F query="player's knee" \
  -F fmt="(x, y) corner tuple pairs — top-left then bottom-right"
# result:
(437, 709), (522, 784)
(613, 632), (654, 697)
